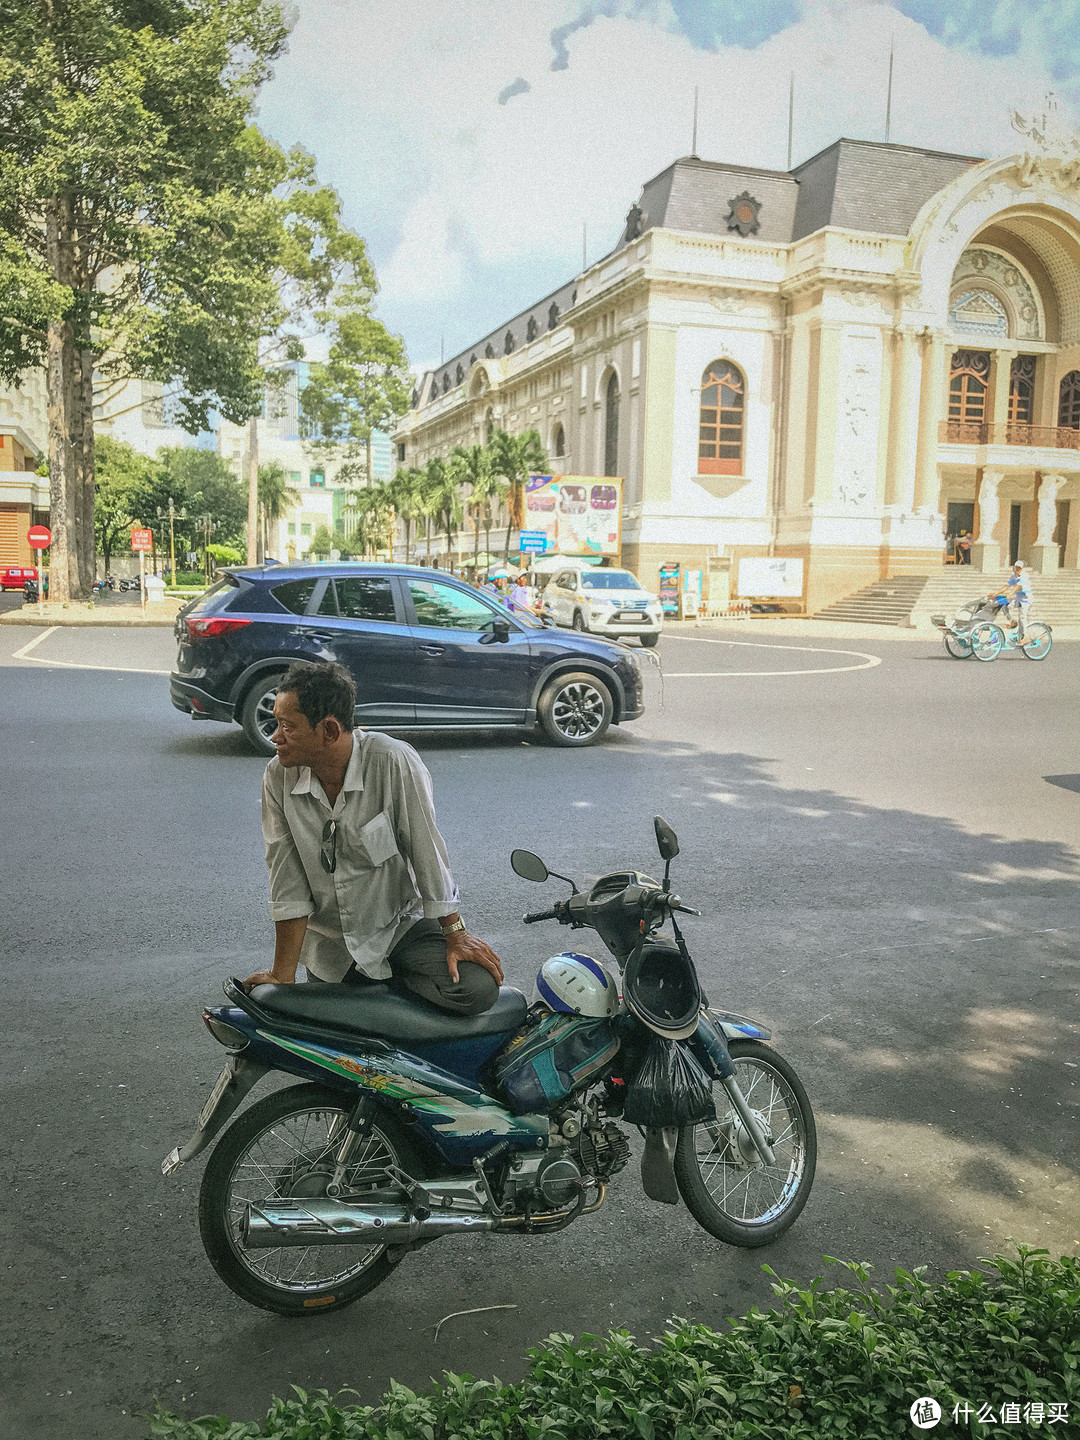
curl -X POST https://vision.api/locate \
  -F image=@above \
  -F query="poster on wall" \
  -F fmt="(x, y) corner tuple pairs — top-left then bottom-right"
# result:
(737, 557), (805, 598)
(524, 474), (622, 556)
(658, 563), (680, 616)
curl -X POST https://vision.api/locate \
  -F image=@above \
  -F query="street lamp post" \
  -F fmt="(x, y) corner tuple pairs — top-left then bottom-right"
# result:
(194, 512), (215, 577)
(156, 498), (187, 585)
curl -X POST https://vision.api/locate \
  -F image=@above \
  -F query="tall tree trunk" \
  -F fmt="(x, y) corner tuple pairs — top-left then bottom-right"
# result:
(425, 517), (432, 563)
(45, 202), (79, 602)
(474, 505), (481, 570)
(76, 347), (96, 591)
(246, 414), (259, 564)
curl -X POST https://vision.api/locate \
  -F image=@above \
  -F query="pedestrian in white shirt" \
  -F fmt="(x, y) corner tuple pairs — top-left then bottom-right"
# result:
(1004, 560), (1033, 638)
(244, 661), (503, 1013)
(509, 573), (531, 613)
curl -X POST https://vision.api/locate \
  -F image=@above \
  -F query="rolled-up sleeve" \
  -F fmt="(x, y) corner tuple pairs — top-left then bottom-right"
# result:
(390, 749), (460, 918)
(262, 763), (316, 922)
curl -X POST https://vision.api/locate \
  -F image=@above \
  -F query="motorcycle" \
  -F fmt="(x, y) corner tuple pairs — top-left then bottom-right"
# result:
(118, 576), (142, 593)
(163, 818), (816, 1316)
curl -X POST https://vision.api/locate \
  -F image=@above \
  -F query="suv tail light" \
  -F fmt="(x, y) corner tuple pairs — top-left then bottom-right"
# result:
(186, 617), (252, 639)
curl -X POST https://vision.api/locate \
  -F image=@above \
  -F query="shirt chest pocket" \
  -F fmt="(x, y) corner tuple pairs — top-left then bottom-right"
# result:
(356, 810), (400, 868)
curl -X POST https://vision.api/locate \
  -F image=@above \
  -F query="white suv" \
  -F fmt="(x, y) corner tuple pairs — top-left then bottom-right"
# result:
(541, 565), (663, 646)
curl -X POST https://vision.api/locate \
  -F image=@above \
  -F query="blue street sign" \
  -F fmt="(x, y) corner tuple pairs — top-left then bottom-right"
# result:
(519, 530), (547, 553)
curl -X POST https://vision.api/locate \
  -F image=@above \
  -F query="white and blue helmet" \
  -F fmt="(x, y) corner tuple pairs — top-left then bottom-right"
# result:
(531, 952), (621, 1018)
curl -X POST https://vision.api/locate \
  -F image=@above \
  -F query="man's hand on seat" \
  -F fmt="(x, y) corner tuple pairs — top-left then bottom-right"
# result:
(445, 932), (505, 986)
(243, 967), (296, 991)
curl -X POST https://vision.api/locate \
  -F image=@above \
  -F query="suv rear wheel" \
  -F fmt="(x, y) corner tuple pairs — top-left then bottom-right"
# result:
(538, 671), (613, 747)
(239, 673), (283, 756)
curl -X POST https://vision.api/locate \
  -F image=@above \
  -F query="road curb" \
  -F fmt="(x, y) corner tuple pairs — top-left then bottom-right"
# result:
(0, 607), (179, 628)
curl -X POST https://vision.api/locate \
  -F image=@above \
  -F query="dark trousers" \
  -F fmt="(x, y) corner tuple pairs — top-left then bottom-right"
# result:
(343, 919), (499, 1016)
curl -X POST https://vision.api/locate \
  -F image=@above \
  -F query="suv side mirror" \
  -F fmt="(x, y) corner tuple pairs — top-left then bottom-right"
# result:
(653, 815), (680, 861)
(481, 618), (511, 645)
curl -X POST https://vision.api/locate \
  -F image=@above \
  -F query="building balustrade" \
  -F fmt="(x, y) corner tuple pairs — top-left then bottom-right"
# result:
(939, 420), (1080, 450)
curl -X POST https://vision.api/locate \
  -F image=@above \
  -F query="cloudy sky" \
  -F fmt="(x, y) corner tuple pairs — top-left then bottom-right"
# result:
(255, 1), (1079, 376)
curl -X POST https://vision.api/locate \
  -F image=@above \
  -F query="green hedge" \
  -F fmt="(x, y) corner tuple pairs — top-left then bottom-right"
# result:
(147, 1250), (1079, 1439)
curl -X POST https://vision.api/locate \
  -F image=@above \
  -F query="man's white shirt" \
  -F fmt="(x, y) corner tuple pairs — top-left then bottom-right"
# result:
(261, 730), (460, 982)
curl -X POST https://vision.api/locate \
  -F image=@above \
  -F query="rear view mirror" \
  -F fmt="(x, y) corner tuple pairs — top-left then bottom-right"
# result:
(653, 816), (680, 861)
(511, 849), (549, 883)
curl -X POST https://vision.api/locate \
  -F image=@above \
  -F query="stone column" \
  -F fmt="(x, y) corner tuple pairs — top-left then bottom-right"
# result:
(989, 348), (1017, 431)
(885, 327), (920, 511)
(971, 468), (1004, 571)
(913, 330), (948, 512)
(1030, 473), (1066, 573)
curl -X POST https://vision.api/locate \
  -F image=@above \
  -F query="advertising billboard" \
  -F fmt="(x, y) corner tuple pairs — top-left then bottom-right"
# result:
(736, 557), (805, 598)
(523, 475), (622, 557)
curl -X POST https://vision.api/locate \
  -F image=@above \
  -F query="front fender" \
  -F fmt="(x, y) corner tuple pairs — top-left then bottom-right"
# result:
(530, 658), (628, 721)
(709, 1009), (772, 1042)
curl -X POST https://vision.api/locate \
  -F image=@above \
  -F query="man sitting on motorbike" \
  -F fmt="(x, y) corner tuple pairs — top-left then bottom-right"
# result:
(244, 660), (503, 1014)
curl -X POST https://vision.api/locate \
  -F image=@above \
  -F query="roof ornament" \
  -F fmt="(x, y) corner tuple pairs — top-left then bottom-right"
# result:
(725, 192), (761, 237)
(623, 203), (644, 241)
(1010, 93), (1080, 189)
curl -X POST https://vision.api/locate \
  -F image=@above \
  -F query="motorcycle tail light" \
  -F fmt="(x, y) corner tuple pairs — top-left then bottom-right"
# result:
(185, 617), (252, 640)
(202, 1010), (249, 1049)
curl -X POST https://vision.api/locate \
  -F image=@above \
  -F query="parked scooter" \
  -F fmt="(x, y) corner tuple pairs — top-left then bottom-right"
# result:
(118, 576), (142, 593)
(22, 576), (46, 603)
(163, 818), (816, 1316)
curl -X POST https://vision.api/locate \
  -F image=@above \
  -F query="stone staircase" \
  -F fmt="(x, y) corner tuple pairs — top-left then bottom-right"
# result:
(814, 576), (930, 625)
(814, 568), (1080, 627)
(911, 568), (1080, 627)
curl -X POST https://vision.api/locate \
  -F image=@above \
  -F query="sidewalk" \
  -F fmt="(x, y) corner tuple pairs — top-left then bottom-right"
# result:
(663, 615), (1080, 642)
(0, 599), (183, 627)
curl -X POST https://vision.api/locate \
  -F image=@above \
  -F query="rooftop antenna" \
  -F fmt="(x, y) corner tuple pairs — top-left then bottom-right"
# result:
(691, 85), (699, 157)
(787, 71), (794, 169)
(884, 35), (894, 142)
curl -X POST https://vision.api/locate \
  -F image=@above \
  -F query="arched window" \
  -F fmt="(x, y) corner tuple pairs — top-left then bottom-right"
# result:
(604, 373), (620, 477)
(553, 423), (565, 458)
(1008, 355), (1036, 426)
(698, 360), (745, 475)
(948, 350), (990, 430)
(1059, 371), (1080, 429)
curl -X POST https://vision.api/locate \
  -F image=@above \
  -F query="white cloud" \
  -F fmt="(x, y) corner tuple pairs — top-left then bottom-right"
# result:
(257, 0), (1072, 373)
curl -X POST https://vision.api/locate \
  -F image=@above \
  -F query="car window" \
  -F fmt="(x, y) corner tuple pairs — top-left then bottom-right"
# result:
(320, 576), (398, 622)
(186, 576), (240, 617)
(581, 571), (643, 591)
(409, 579), (502, 632)
(272, 577), (318, 615)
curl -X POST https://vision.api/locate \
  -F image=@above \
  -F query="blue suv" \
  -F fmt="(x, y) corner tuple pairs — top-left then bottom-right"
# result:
(170, 564), (645, 751)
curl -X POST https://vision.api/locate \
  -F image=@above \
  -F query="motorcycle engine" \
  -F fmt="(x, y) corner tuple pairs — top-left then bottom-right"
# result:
(570, 1120), (631, 1180)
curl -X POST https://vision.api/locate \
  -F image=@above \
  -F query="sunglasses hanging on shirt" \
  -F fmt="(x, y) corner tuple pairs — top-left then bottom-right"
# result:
(321, 818), (338, 874)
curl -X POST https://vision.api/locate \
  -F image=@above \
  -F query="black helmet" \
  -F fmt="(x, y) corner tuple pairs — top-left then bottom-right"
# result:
(623, 942), (701, 1040)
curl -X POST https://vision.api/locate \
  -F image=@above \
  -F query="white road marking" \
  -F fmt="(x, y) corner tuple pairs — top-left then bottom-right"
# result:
(662, 634), (882, 677)
(11, 626), (170, 675)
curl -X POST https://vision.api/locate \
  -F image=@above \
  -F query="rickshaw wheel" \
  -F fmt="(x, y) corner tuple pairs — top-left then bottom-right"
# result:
(943, 632), (970, 659)
(1020, 623), (1052, 660)
(970, 622), (1004, 661)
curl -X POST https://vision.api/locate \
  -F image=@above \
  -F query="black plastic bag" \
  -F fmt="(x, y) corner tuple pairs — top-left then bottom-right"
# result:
(622, 1033), (715, 1128)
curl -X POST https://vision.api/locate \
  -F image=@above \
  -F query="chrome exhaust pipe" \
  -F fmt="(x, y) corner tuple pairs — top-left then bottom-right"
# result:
(241, 1200), (497, 1250)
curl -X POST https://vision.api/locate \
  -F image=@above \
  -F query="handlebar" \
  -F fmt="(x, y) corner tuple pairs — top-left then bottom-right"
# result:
(523, 907), (561, 924)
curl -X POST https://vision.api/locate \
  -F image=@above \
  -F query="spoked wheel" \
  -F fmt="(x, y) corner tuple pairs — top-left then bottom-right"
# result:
(538, 671), (613, 747)
(239, 674), (283, 756)
(969, 622), (1004, 662)
(1020, 622), (1052, 660)
(943, 631), (971, 659)
(199, 1084), (413, 1315)
(674, 1040), (816, 1247)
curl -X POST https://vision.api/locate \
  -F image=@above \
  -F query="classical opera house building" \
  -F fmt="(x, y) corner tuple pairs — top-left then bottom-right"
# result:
(394, 127), (1080, 612)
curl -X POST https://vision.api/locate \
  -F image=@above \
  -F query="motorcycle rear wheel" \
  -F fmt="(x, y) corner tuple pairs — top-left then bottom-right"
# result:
(199, 1083), (416, 1316)
(675, 1040), (816, 1247)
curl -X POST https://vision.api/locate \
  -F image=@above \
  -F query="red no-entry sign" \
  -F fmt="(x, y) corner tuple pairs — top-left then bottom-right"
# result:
(131, 527), (153, 552)
(27, 525), (51, 550)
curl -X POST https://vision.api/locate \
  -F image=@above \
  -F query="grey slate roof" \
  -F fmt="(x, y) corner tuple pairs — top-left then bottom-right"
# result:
(412, 137), (986, 410)
(790, 138), (983, 240)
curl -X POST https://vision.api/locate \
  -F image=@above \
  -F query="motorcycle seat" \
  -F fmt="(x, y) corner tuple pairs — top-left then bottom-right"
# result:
(248, 981), (529, 1045)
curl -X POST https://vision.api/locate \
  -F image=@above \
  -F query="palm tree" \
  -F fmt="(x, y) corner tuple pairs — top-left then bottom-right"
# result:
(438, 453), (468, 567)
(489, 428), (548, 563)
(450, 444), (493, 571)
(421, 457), (445, 564)
(389, 466), (426, 563)
(257, 461), (291, 562)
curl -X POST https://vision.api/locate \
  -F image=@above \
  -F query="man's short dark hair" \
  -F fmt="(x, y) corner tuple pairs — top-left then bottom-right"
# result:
(279, 661), (356, 731)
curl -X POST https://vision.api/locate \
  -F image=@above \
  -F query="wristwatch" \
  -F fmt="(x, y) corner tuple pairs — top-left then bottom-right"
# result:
(440, 917), (467, 937)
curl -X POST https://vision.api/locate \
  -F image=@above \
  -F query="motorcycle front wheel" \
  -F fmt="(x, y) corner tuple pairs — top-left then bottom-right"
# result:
(199, 1083), (416, 1316)
(675, 1040), (816, 1247)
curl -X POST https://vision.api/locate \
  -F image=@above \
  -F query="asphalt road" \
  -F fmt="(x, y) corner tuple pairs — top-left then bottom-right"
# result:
(2, 623), (1078, 1438)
